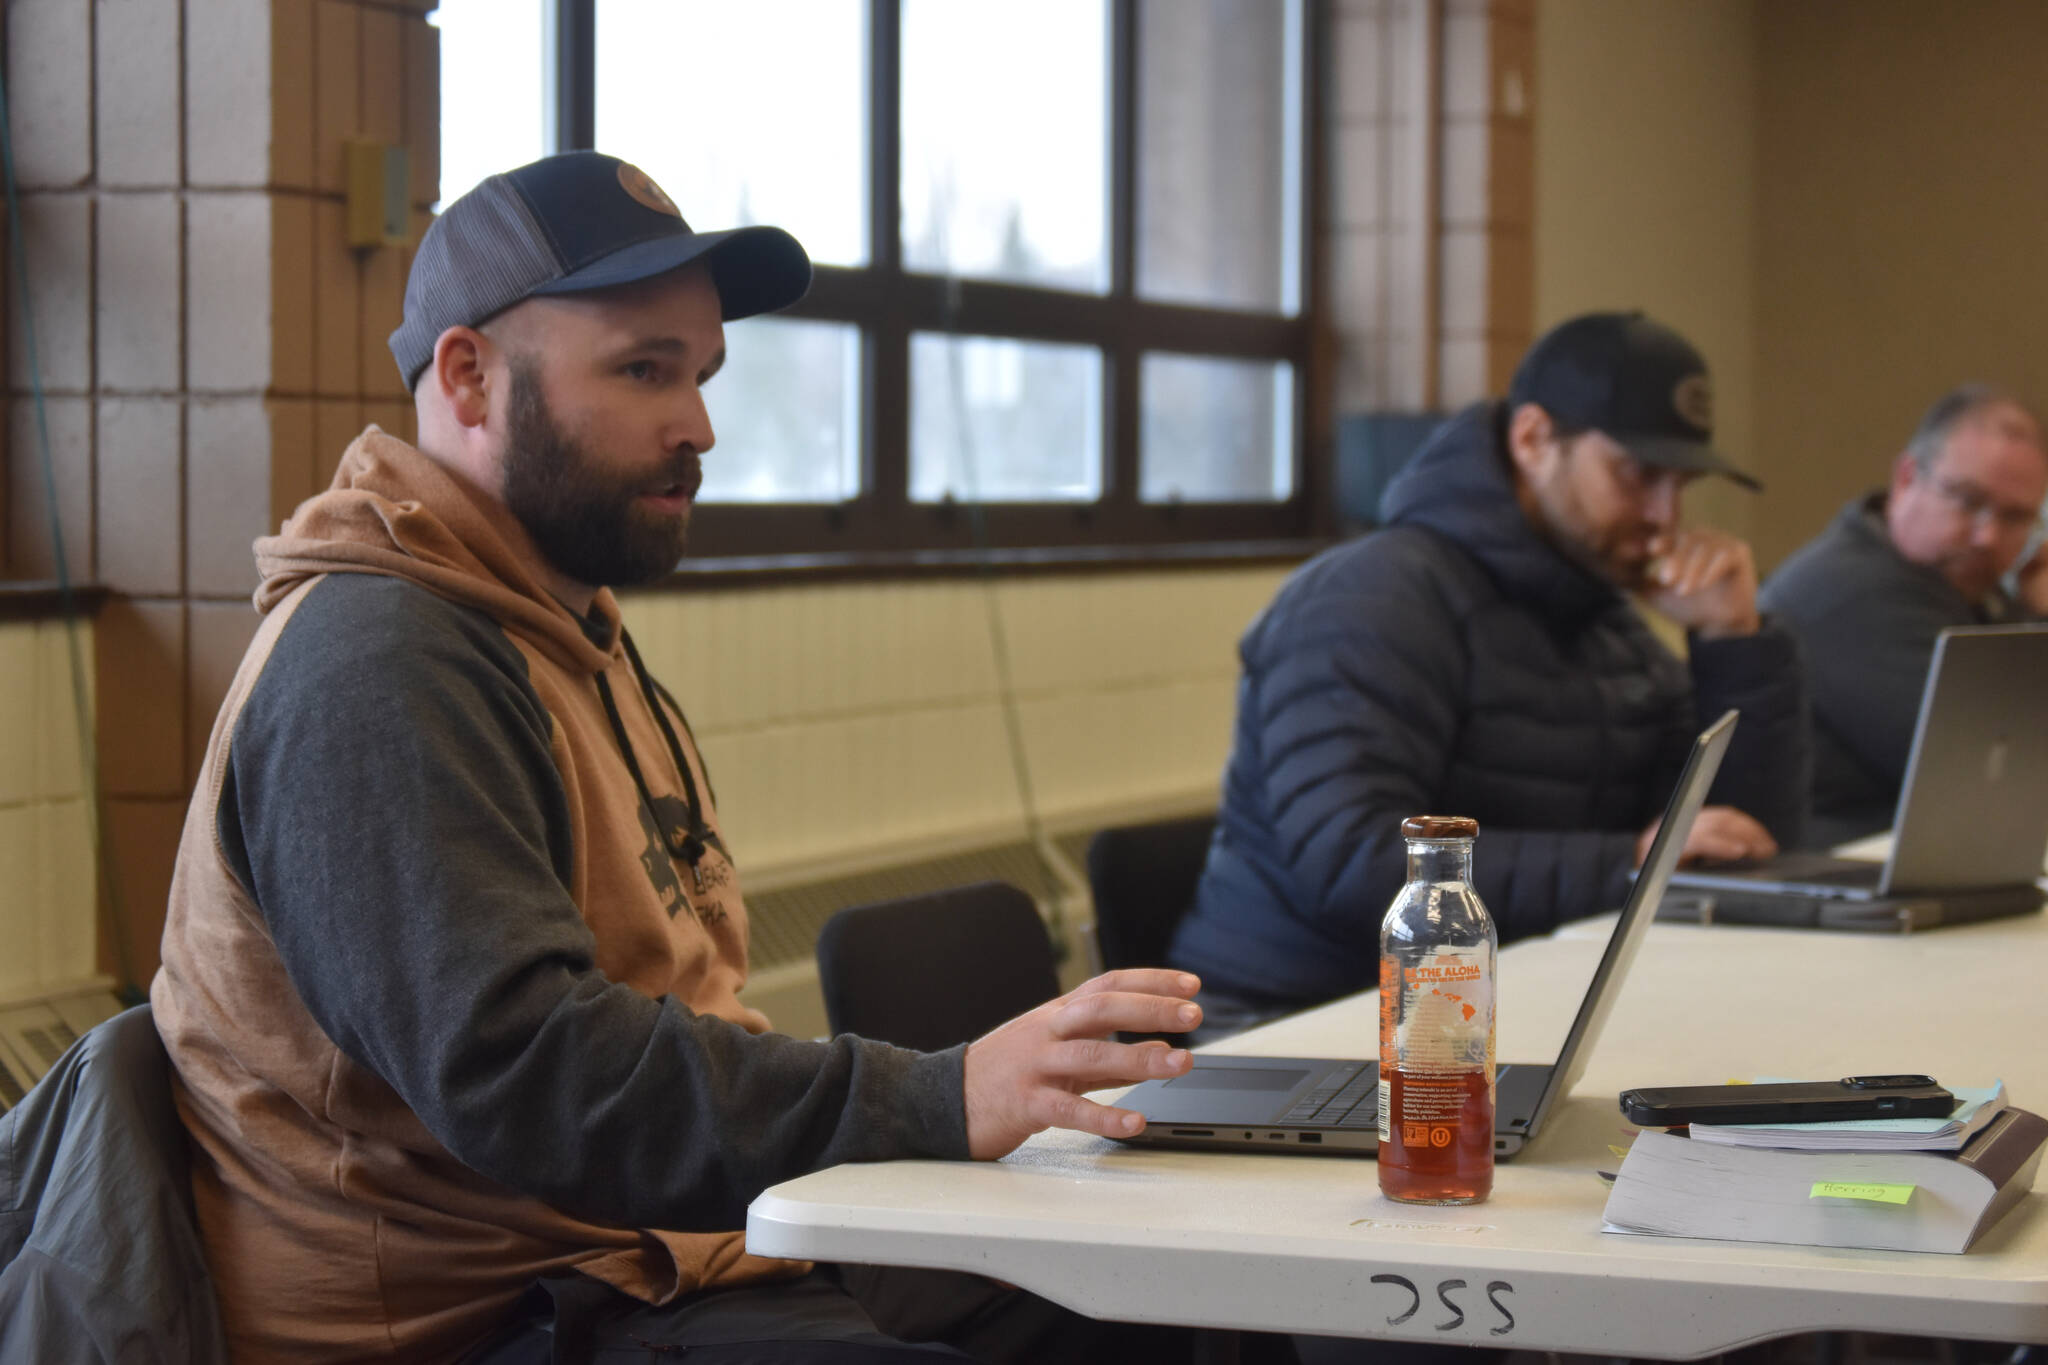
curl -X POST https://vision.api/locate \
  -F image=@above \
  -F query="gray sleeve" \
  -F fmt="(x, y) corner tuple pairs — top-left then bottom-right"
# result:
(1762, 554), (1945, 797)
(218, 574), (969, 1232)
(1687, 618), (1810, 848)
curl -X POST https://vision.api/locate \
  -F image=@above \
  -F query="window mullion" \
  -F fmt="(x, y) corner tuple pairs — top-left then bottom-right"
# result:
(549, 0), (596, 152)
(867, 0), (909, 519)
(1297, 0), (1332, 536)
(1106, 0), (1140, 510)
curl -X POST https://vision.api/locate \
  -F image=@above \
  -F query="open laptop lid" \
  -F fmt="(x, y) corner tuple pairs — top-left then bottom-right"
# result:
(1883, 625), (2048, 895)
(1517, 708), (1736, 1140)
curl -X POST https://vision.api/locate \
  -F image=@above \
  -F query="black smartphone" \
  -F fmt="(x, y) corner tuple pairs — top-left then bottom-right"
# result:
(1618, 1075), (1955, 1127)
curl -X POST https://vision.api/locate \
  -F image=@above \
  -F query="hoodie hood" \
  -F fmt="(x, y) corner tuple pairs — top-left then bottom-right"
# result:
(1378, 401), (1618, 626)
(254, 426), (618, 676)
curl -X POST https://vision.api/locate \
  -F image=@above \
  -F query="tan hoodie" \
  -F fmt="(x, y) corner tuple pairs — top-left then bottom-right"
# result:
(152, 429), (966, 1363)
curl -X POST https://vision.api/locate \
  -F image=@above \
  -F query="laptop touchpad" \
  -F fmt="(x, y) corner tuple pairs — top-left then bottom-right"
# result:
(1167, 1066), (1312, 1091)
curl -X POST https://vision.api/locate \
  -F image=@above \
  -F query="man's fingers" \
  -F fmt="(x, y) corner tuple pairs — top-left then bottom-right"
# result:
(1049, 990), (1202, 1040)
(1036, 1090), (1150, 1140)
(1033, 1037), (1193, 1088)
(1677, 542), (1736, 595)
(1064, 968), (1200, 1000)
(1684, 831), (1754, 864)
(1683, 808), (1778, 864)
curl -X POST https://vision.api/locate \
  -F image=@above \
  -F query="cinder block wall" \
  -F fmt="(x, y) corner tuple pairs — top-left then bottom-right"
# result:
(1329, 0), (1536, 414)
(2, 0), (437, 987)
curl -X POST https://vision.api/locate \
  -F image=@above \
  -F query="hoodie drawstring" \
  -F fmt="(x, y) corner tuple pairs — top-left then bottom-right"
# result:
(594, 631), (723, 893)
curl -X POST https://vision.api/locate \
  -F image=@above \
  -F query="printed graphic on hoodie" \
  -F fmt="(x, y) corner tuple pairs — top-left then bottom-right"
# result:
(637, 794), (732, 924)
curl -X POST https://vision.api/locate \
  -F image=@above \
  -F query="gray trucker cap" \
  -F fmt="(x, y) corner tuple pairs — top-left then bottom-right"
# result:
(389, 151), (812, 389)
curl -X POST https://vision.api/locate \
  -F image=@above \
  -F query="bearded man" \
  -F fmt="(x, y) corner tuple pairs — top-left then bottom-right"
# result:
(1168, 312), (1809, 1033)
(150, 152), (1215, 1364)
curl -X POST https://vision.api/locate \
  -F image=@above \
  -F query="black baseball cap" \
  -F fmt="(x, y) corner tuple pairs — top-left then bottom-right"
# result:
(1507, 311), (1760, 491)
(389, 151), (813, 389)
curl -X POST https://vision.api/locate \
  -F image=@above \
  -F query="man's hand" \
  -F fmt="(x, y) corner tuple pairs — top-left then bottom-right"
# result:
(2015, 543), (2048, 615)
(1640, 528), (1761, 639)
(1636, 804), (1778, 869)
(962, 969), (1202, 1160)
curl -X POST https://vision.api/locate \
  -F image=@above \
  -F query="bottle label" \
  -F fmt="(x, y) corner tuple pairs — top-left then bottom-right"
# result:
(1379, 946), (1494, 1143)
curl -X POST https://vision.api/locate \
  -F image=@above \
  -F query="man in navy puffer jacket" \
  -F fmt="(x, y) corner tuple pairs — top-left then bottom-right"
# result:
(1169, 313), (1808, 1023)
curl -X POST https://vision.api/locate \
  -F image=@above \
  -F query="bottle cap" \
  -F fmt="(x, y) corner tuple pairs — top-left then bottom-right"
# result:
(1400, 815), (1479, 840)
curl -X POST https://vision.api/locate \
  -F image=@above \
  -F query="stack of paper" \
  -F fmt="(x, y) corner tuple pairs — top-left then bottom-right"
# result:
(1602, 1103), (2046, 1254)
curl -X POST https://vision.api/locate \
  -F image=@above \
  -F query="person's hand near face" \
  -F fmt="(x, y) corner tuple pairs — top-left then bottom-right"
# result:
(2017, 544), (2048, 615)
(1640, 527), (1762, 639)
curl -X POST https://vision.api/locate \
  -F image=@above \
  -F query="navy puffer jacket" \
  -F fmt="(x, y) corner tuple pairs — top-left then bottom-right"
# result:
(1168, 403), (1808, 1007)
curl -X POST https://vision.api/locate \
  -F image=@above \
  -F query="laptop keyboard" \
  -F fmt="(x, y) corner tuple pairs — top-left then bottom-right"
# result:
(1277, 1063), (1380, 1129)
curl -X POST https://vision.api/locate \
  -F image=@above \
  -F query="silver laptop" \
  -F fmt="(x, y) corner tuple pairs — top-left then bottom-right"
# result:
(1666, 625), (2048, 930)
(1115, 710), (1735, 1158)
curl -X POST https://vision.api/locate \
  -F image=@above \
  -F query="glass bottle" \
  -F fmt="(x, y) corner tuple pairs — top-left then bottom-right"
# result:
(1377, 815), (1497, 1204)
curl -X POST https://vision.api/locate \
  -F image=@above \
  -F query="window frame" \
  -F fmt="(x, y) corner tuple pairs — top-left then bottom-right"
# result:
(553, 0), (1332, 561)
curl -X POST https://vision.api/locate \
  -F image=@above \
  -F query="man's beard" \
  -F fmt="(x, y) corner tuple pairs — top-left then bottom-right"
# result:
(500, 363), (699, 590)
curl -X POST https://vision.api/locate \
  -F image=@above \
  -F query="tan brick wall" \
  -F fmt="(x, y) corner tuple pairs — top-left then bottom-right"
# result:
(3, 0), (438, 987)
(1531, 0), (1761, 550)
(1326, 0), (1536, 416)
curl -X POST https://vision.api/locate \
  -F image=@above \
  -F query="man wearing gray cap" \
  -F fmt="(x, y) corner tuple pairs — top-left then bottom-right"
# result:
(151, 153), (1220, 1363)
(1170, 312), (1810, 1035)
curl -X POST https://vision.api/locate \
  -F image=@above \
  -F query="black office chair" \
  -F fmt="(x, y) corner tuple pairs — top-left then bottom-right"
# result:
(814, 881), (1063, 1051)
(1085, 814), (1216, 972)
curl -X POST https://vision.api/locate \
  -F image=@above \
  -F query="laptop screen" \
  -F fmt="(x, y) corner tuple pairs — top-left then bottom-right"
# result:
(1521, 709), (1736, 1136)
(1885, 625), (2048, 894)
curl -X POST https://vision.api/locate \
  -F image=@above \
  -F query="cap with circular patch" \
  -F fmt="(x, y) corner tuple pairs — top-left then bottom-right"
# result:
(1507, 311), (1760, 491)
(388, 151), (813, 389)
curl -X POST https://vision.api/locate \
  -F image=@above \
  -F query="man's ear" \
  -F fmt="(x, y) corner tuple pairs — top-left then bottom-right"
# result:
(1504, 401), (1557, 479)
(1889, 449), (1922, 501)
(431, 326), (493, 430)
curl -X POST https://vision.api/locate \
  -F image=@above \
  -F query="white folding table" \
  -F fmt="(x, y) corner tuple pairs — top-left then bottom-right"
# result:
(749, 912), (2048, 1357)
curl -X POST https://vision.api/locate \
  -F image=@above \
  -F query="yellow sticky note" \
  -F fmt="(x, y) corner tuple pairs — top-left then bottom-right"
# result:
(1608, 1143), (1633, 1160)
(1810, 1181), (1914, 1205)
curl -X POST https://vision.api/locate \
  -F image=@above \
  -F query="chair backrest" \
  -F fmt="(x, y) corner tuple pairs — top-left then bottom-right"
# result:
(1086, 814), (1216, 972)
(815, 881), (1062, 1051)
(0, 1004), (228, 1363)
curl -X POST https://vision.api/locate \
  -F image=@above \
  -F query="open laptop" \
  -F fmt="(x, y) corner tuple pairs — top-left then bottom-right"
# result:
(1665, 624), (2048, 932)
(1114, 710), (1735, 1158)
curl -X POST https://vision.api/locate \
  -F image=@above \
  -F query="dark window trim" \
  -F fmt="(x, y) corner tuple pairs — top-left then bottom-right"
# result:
(549, 0), (1331, 560)
(0, 582), (108, 623)
(630, 537), (1333, 593)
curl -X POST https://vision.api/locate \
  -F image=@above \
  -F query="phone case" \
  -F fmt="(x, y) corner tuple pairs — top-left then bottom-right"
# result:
(1618, 1079), (1955, 1127)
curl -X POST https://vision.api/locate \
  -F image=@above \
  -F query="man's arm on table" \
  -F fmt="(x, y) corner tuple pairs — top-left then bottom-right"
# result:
(1684, 622), (1809, 847)
(222, 578), (1195, 1231)
(1637, 526), (1806, 851)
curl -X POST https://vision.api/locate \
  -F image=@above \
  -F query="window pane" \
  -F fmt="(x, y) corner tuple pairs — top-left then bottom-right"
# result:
(911, 335), (1102, 503)
(595, 1), (868, 267)
(1136, 0), (1301, 313)
(701, 319), (861, 504)
(901, 0), (1108, 293)
(1140, 354), (1294, 503)
(433, 0), (548, 206)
